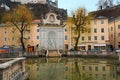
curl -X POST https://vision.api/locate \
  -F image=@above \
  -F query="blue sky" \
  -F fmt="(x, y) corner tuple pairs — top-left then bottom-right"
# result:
(57, 0), (99, 16)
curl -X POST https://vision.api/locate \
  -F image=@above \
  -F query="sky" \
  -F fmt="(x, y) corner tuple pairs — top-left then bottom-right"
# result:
(57, 0), (99, 16)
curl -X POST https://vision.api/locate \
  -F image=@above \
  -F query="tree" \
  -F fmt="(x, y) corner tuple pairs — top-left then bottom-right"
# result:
(116, 0), (120, 5)
(0, 8), (5, 23)
(2, 5), (34, 51)
(97, 0), (114, 10)
(69, 7), (92, 51)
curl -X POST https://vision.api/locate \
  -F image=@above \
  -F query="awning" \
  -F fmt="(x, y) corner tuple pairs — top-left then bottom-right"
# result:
(94, 44), (106, 46)
(77, 44), (86, 46)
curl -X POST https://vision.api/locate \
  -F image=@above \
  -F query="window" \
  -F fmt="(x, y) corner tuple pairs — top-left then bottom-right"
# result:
(111, 27), (113, 31)
(88, 36), (91, 40)
(103, 74), (106, 79)
(101, 46), (105, 50)
(4, 37), (7, 41)
(12, 37), (14, 41)
(95, 66), (98, 71)
(5, 31), (7, 34)
(94, 36), (97, 40)
(118, 25), (120, 29)
(65, 67), (68, 71)
(65, 36), (67, 40)
(101, 36), (104, 40)
(94, 28), (97, 33)
(94, 20), (97, 25)
(101, 20), (104, 24)
(28, 36), (30, 39)
(65, 28), (67, 32)
(82, 36), (84, 41)
(111, 34), (113, 37)
(118, 33), (120, 37)
(82, 66), (85, 70)
(82, 73), (85, 77)
(102, 66), (106, 71)
(37, 36), (39, 39)
(95, 74), (98, 78)
(37, 29), (39, 32)
(89, 66), (92, 70)
(89, 74), (92, 77)
(101, 28), (104, 32)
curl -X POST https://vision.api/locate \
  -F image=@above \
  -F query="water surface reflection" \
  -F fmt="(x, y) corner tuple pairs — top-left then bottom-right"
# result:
(26, 58), (120, 80)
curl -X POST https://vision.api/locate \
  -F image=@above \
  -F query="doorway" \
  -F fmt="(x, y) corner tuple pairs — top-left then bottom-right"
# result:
(88, 45), (91, 50)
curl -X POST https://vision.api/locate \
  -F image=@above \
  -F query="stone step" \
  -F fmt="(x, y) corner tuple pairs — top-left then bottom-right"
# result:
(47, 50), (60, 57)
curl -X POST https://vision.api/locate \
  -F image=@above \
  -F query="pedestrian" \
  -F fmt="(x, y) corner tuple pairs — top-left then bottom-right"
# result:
(35, 44), (40, 55)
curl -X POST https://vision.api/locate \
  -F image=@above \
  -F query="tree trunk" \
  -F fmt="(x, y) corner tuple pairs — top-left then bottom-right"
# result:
(20, 31), (26, 51)
(74, 58), (81, 80)
(74, 32), (80, 51)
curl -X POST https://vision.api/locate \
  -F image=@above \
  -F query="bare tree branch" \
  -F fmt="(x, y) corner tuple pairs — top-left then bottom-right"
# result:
(69, 7), (92, 50)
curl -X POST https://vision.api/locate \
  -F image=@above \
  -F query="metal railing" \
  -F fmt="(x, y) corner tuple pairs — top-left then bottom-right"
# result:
(0, 50), (118, 58)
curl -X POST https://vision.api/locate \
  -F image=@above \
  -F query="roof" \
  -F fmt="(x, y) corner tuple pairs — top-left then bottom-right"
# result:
(0, 0), (67, 21)
(109, 16), (120, 23)
(91, 5), (120, 19)
(95, 16), (108, 19)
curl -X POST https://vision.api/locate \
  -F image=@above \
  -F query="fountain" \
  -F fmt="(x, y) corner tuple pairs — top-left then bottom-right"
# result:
(39, 12), (65, 57)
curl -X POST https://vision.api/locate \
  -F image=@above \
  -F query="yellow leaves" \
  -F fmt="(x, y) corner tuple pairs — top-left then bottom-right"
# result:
(12, 5), (34, 23)
(2, 5), (34, 31)
(3, 5), (34, 24)
(69, 7), (93, 34)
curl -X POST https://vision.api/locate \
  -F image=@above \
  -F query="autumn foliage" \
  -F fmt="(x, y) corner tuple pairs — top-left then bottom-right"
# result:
(2, 5), (34, 51)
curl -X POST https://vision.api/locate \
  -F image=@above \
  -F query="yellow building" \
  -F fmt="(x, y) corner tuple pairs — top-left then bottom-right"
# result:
(67, 16), (109, 51)
(0, 20), (70, 51)
(64, 22), (71, 50)
(108, 17), (120, 49)
(0, 16), (120, 52)
(0, 21), (40, 48)
(0, 24), (20, 47)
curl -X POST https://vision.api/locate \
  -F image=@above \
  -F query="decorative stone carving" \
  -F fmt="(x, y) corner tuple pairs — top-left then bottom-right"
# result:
(43, 12), (60, 25)
(40, 27), (64, 50)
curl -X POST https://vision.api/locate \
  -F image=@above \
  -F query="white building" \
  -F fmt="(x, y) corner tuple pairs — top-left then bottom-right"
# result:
(10, 0), (47, 4)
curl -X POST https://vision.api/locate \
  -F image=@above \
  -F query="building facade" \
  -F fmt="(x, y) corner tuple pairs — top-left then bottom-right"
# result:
(68, 16), (109, 51)
(0, 0), (67, 51)
(108, 17), (120, 50)
(0, 23), (40, 48)
(10, 0), (58, 5)
(10, 0), (47, 4)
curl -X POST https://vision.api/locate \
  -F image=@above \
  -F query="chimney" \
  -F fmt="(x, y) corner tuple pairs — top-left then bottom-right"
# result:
(55, 0), (58, 8)
(100, 6), (102, 10)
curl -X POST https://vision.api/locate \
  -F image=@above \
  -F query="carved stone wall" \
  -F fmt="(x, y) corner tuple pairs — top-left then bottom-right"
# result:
(40, 27), (64, 50)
